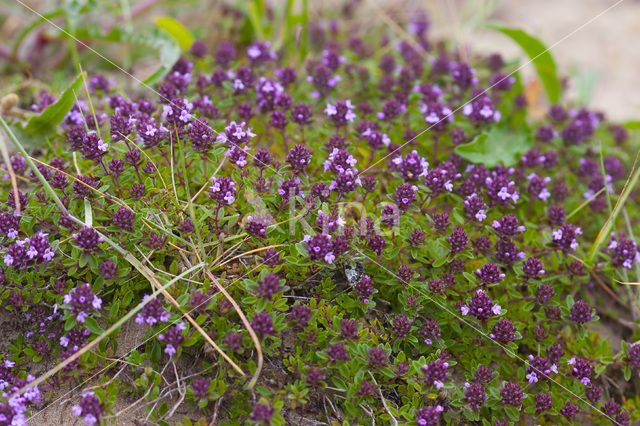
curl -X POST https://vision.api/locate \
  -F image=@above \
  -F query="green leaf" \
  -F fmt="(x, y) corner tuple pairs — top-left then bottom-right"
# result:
(19, 73), (83, 135)
(489, 24), (561, 103)
(84, 317), (104, 335)
(454, 127), (532, 168)
(154, 17), (194, 51)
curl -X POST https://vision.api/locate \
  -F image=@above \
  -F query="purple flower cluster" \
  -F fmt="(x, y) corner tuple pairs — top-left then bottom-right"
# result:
(63, 283), (102, 323)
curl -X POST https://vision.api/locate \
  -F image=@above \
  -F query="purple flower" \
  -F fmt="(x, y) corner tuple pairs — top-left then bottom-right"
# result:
(63, 283), (102, 323)
(188, 119), (214, 152)
(158, 322), (186, 356)
(250, 403), (273, 423)
(394, 184), (418, 212)
(475, 262), (505, 285)
(209, 177), (237, 205)
(500, 382), (524, 407)
(495, 239), (525, 265)
(523, 257), (545, 279)
(390, 315), (411, 338)
(448, 226), (468, 254)
(608, 234), (640, 269)
(191, 378), (210, 400)
(415, 404), (444, 426)
(463, 90), (500, 124)
(354, 275), (375, 303)
(286, 144), (312, 173)
(492, 214), (525, 238)
(214, 41), (236, 65)
(247, 41), (276, 64)
(71, 391), (103, 425)
(216, 121), (255, 146)
(291, 103), (312, 125)
(490, 318), (517, 344)
(325, 100), (356, 126)
(535, 393), (553, 414)
(461, 289), (500, 321)
(422, 359), (448, 389)
(568, 356), (593, 385)
(463, 193), (487, 221)
(464, 383), (486, 409)
(135, 295), (170, 325)
(561, 402), (579, 420)
(112, 207), (135, 231)
(73, 226), (104, 251)
(304, 233), (335, 264)
(327, 342), (349, 362)
(256, 273), (282, 300)
(251, 312), (274, 336)
(569, 300), (593, 324)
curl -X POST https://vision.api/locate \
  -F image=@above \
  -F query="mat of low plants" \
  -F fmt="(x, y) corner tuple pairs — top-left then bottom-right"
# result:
(0, 2), (639, 425)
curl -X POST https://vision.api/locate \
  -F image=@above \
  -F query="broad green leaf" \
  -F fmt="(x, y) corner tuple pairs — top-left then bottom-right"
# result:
(19, 73), (83, 135)
(154, 16), (194, 51)
(84, 317), (104, 335)
(489, 24), (561, 103)
(454, 127), (532, 167)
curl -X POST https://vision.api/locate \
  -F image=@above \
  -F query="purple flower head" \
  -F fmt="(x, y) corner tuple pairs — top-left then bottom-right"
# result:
(464, 383), (486, 409)
(422, 359), (449, 389)
(72, 391), (103, 425)
(489, 318), (517, 344)
(81, 132), (108, 161)
(354, 275), (375, 303)
(461, 289), (500, 321)
(463, 90), (500, 124)
(324, 148), (357, 174)
(568, 356), (593, 385)
(608, 233), (640, 269)
(561, 402), (579, 420)
(390, 314), (411, 338)
(135, 295), (170, 325)
(325, 100), (356, 126)
(421, 102), (453, 131)
(63, 283), (102, 323)
(291, 103), (312, 125)
(250, 403), (273, 423)
(535, 393), (553, 414)
(191, 378), (210, 401)
(214, 41), (236, 65)
(288, 304), (311, 327)
(500, 382), (524, 407)
(475, 262), (505, 285)
(492, 214), (525, 238)
(256, 273), (282, 300)
(158, 322), (186, 356)
(304, 233), (335, 264)
(209, 177), (237, 205)
(463, 193), (488, 222)
(327, 342), (349, 362)
(251, 312), (274, 336)
(286, 144), (312, 173)
(451, 62), (478, 90)
(247, 41), (276, 64)
(278, 177), (302, 200)
(495, 239), (525, 265)
(523, 257), (545, 279)
(112, 207), (134, 231)
(551, 223), (582, 252)
(394, 184), (418, 212)
(188, 119), (214, 153)
(394, 150), (429, 182)
(224, 144), (251, 168)
(448, 226), (468, 254)
(536, 284), (555, 305)
(72, 226), (104, 252)
(569, 300), (593, 324)
(216, 121), (256, 146)
(415, 404), (444, 426)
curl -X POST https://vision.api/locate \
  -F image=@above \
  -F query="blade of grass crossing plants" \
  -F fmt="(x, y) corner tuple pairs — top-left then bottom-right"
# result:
(0, 129), (21, 214)
(154, 16), (194, 51)
(0, 116), (246, 387)
(589, 150), (640, 263)
(0, 117), (68, 214)
(204, 270), (263, 389)
(175, 131), (204, 257)
(12, 263), (208, 397)
(488, 24), (561, 103)
(84, 198), (93, 227)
